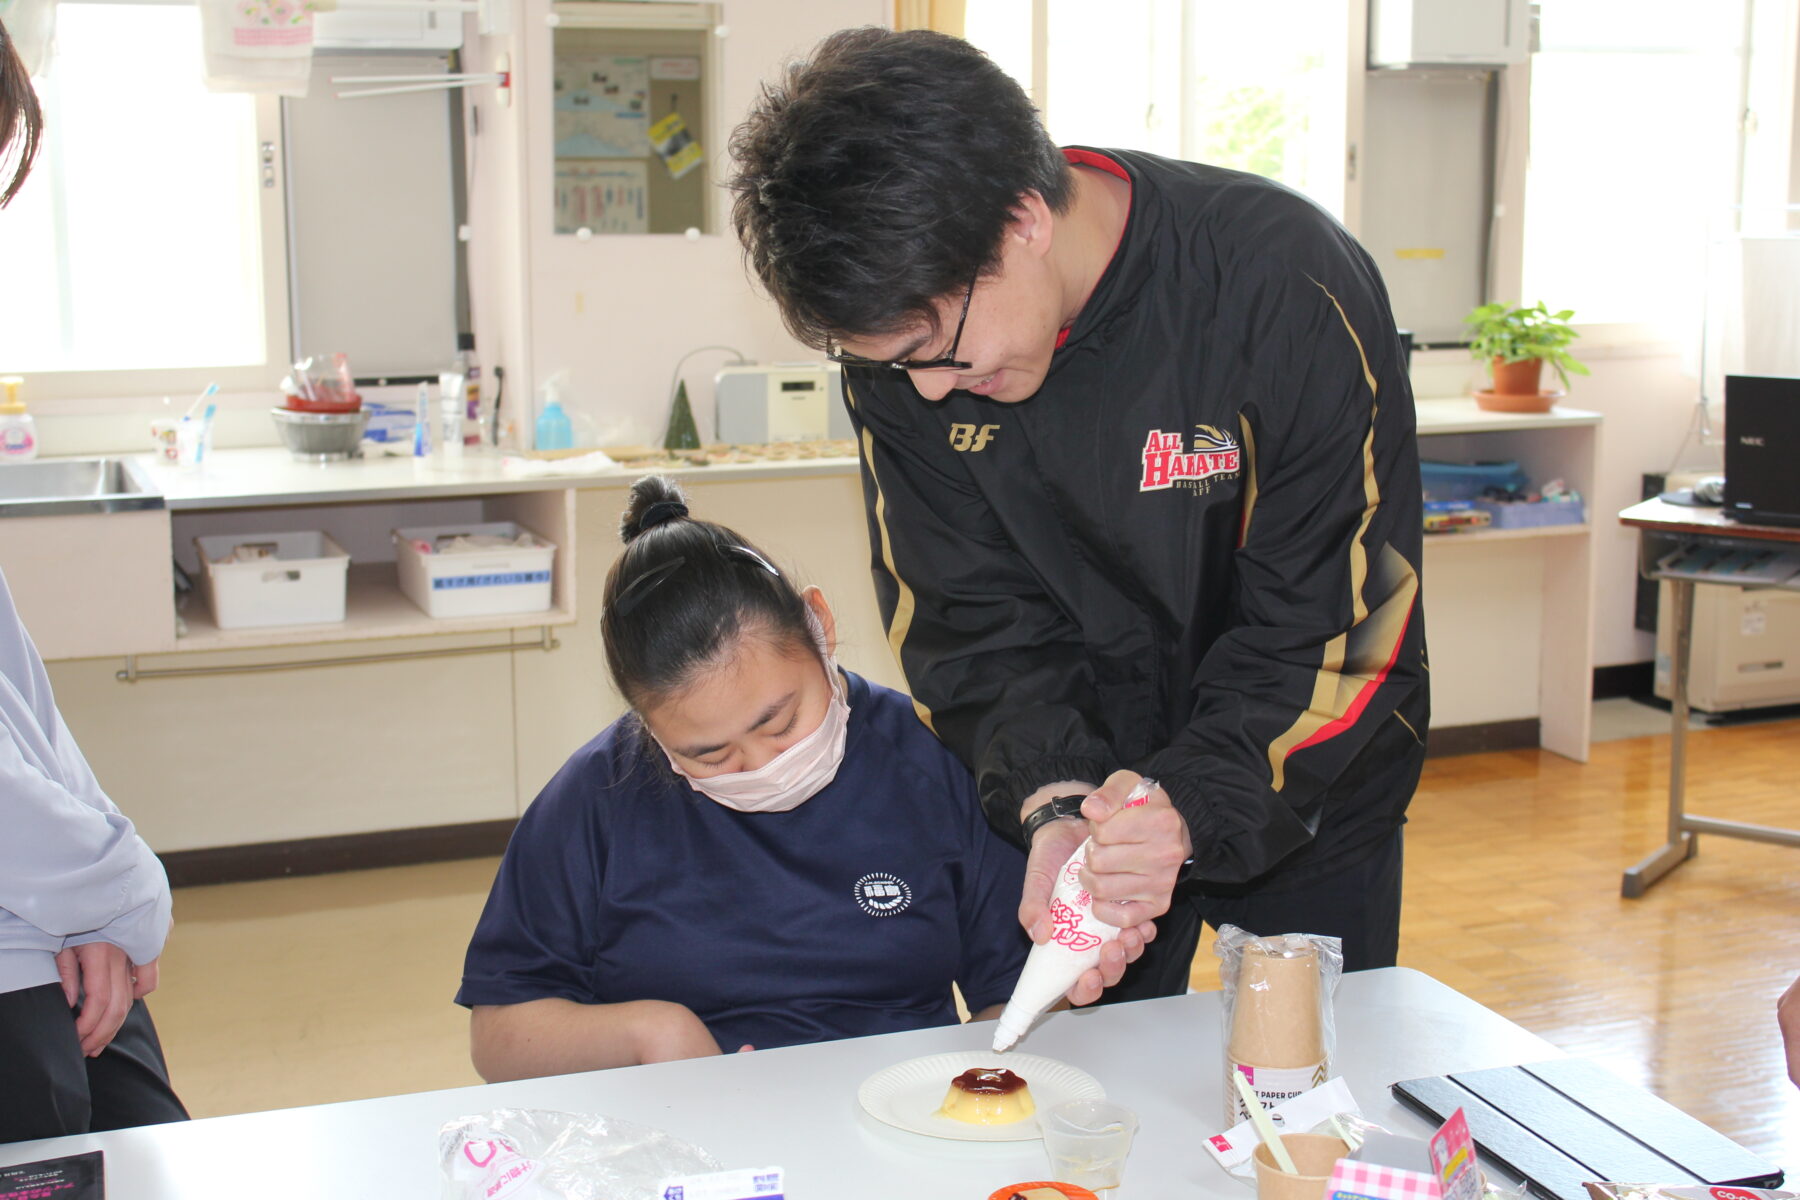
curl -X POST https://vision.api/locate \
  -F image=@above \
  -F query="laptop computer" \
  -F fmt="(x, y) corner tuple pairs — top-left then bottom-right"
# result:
(1392, 1058), (1784, 1200)
(1724, 374), (1800, 527)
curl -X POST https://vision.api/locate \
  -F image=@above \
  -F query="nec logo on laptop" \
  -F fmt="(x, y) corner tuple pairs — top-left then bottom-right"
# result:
(1738, 435), (1766, 446)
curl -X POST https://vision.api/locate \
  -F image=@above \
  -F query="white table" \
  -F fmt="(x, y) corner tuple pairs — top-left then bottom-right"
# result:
(0, 968), (1558, 1198)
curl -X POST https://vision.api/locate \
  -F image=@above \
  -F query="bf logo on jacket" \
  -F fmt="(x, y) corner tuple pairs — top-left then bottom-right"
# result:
(853, 872), (913, 916)
(948, 423), (1000, 452)
(1139, 425), (1241, 492)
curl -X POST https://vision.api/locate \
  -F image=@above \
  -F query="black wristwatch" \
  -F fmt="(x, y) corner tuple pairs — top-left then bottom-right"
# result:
(1021, 794), (1089, 842)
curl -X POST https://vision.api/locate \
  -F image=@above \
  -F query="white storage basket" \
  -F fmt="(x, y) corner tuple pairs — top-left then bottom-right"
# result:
(195, 531), (351, 629)
(393, 521), (556, 618)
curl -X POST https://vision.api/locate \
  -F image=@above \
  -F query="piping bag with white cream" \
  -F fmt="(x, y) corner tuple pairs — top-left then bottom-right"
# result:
(992, 777), (1159, 1052)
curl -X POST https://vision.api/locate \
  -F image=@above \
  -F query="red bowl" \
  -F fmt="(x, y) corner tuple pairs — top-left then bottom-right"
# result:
(285, 386), (361, 413)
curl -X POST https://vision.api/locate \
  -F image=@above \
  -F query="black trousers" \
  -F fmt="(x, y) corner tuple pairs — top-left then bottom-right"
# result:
(1100, 827), (1405, 1003)
(0, 984), (189, 1145)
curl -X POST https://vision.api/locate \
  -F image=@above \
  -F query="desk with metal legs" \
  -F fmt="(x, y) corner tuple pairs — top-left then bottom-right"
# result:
(1618, 498), (1800, 897)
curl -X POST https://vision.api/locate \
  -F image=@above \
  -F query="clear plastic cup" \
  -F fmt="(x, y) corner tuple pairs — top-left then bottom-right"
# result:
(1039, 1099), (1139, 1192)
(149, 418), (180, 463)
(175, 419), (206, 469)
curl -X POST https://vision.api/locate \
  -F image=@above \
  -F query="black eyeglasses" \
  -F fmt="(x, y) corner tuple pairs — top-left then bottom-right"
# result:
(825, 275), (976, 372)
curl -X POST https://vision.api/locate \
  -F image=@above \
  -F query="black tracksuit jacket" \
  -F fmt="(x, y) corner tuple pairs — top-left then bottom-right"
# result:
(843, 148), (1429, 893)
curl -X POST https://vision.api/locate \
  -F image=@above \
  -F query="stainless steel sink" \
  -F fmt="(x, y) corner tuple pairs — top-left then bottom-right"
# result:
(0, 457), (165, 516)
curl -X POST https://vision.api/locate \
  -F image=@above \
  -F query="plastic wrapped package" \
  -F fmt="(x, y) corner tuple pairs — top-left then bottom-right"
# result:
(438, 1108), (720, 1200)
(1215, 924), (1345, 1125)
(1216, 1107), (1529, 1200)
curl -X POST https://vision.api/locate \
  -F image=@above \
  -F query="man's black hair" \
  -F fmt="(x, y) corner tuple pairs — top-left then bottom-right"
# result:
(729, 26), (1072, 349)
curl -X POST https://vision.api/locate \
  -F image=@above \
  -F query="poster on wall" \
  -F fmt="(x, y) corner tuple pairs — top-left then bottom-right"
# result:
(553, 54), (650, 159)
(648, 111), (704, 180)
(649, 56), (701, 80)
(555, 161), (650, 235)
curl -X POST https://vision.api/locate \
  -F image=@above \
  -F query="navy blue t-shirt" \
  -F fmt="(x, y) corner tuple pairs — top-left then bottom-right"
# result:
(456, 670), (1029, 1053)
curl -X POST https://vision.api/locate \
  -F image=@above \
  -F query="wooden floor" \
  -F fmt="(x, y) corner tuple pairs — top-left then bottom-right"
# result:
(150, 716), (1799, 1170)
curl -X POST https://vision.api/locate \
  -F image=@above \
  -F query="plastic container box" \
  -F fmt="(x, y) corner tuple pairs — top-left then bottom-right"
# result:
(394, 521), (556, 618)
(195, 531), (350, 629)
(1420, 459), (1529, 502)
(1471, 499), (1587, 529)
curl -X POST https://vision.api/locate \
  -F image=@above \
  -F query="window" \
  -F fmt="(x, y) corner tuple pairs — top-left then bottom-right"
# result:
(962, 0), (1350, 219)
(0, 3), (286, 397)
(1521, 1), (1750, 338)
(1175, 1), (1348, 217)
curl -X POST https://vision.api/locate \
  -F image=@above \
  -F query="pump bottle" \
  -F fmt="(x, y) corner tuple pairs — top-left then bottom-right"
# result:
(0, 377), (38, 462)
(534, 384), (574, 451)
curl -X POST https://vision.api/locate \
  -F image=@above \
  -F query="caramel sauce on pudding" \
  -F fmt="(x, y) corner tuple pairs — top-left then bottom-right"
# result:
(951, 1068), (1028, 1095)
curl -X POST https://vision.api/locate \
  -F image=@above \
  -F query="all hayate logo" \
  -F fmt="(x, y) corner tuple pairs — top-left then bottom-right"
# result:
(1139, 424), (1241, 492)
(853, 872), (913, 917)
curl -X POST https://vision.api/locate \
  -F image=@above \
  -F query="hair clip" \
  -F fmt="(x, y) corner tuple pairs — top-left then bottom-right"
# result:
(724, 544), (782, 577)
(612, 556), (686, 617)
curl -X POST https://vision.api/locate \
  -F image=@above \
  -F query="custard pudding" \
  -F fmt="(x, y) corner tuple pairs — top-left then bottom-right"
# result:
(936, 1067), (1036, 1125)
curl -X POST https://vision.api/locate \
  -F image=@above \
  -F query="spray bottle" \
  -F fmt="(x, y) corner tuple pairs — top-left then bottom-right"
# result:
(0, 377), (38, 462)
(534, 375), (574, 451)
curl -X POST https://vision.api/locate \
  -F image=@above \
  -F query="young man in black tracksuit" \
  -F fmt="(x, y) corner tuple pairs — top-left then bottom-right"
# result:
(730, 28), (1428, 1005)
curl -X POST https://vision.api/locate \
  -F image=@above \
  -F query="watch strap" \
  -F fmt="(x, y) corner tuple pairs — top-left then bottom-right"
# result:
(1021, 793), (1089, 842)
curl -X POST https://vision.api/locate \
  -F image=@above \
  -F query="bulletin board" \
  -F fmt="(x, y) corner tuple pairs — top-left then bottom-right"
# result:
(552, 26), (711, 236)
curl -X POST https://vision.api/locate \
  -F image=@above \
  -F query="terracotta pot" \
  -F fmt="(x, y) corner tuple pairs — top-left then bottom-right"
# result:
(1489, 356), (1544, 396)
(1475, 356), (1558, 413)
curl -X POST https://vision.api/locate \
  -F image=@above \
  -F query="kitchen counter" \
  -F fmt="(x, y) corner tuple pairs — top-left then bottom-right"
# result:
(137, 446), (862, 510)
(31, 463), (892, 862)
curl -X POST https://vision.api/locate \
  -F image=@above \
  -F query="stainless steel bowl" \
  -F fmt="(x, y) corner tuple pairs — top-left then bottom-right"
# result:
(270, 408), (370, 461)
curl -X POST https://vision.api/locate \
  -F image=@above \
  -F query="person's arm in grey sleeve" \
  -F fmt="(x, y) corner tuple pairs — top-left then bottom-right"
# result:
(0, 714), (172, 966)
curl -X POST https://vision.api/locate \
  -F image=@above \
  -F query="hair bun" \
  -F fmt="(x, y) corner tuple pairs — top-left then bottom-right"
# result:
(620, 476), (691, 543)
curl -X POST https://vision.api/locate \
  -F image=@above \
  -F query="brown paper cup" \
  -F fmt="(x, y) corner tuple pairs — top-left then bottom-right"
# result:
(1252, 1133), (1348, 1200)
(1229, 943), (1324, 1066)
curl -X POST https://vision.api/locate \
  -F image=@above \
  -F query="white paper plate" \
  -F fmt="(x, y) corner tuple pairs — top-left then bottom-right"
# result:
(856, 1051), (1104, 1143)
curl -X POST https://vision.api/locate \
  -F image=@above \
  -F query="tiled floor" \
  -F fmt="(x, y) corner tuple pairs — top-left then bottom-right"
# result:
(1589, 695), (1707, 743)
(146, 706), (1799, 1173)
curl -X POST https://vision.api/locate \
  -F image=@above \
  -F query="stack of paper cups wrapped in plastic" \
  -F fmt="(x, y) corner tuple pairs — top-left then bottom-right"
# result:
(1215, 925), (1344, 1125)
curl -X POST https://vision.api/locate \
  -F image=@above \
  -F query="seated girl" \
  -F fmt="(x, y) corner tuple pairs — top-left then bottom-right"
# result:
(457, 476), (1029, 1080)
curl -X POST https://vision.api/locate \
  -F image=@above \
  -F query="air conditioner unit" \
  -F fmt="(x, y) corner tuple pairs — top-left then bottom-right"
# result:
(1368, 0), (1528, 68)
(314, 9), (462, 51)
(1655, 581), (1800, 712)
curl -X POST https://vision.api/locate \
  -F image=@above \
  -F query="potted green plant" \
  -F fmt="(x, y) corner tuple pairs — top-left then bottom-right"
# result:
(1463, 301), (1590, 412)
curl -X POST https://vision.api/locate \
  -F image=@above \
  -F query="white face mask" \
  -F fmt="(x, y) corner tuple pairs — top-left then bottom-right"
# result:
(659, 612), (851, 813)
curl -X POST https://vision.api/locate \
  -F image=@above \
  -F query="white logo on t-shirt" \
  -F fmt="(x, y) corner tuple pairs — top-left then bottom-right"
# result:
(853, 872), (913, 917)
